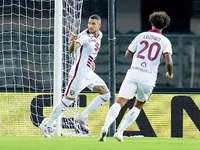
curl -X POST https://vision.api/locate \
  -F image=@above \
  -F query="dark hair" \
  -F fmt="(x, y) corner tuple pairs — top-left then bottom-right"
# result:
(149, 11), (171, 29)
(89, 14), (101, 23)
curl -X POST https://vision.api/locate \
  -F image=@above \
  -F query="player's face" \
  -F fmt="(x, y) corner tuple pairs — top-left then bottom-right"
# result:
(88, 19), (101, 36)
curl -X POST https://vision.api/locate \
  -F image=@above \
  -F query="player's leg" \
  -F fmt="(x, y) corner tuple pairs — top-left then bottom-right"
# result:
(114, 99), (144, 142)
(75, 73), (110, 131)
(40, 76), (84, 138)
(75, 86), (110, 132)
(47, 96), (74, 126)
(79, 85), (110, 118)
(98, 97), (128, 142)
(114, 83), (153, 142)
(98, 77), (136, 142)
(39, 96), (74, 138)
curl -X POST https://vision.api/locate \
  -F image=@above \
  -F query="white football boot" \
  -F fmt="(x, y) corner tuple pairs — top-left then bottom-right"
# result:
(114, 132), (124, 142)
(75, 114), (89, 132)
(39, 118), (51, 138)
(97, 128), (108, 142)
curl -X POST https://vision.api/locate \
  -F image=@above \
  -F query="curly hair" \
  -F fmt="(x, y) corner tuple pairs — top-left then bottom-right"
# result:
(149, 11), (171, 29)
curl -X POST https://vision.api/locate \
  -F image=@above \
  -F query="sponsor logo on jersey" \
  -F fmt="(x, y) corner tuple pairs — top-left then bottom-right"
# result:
(141, 62), (147, 67)
(131, 66), (152, 74)
(89, 36), (99, 43)
(89, 39), (97, 43)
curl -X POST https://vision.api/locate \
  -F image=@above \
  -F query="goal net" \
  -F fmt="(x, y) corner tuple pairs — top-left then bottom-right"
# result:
(0, 0), (85, 136)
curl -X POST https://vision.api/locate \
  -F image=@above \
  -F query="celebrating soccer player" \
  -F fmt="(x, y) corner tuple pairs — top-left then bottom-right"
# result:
(40, 14), (110, 138)
(98, 11), (173, 142)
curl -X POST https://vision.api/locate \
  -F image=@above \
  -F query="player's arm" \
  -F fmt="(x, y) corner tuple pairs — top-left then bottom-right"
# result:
(68, 30), (81, 53)
(69, 41), (80, 53)
(164, 53), (173, 79)
(125, 49), (135, 59)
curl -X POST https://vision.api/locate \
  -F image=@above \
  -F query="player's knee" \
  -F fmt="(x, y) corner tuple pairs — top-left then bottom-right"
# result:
(100, 92), (111, 101)
(93, 85), (109, 94)
(116, 97), (128, 107)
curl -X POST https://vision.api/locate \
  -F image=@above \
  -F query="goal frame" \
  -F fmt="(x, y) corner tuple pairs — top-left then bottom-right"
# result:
(53, 0), (62, 137)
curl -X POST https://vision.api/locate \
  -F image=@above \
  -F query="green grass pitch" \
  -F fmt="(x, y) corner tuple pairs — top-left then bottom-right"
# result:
(0, 136), (200, 150)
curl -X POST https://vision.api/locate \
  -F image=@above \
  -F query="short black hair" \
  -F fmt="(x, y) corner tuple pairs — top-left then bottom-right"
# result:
(149, 11), (171, 29)
(89, 14), (101, 23)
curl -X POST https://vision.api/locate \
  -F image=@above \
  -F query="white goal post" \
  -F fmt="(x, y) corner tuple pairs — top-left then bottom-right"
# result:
(54, 0), (84, 136)
(53, 0), (62, 137)
(0, 0), (84, 136)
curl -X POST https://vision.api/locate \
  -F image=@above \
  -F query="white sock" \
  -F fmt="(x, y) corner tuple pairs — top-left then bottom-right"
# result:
(80, 95), (108, 119)
(103, 103), (121, 129)
(117, 107), (140, 134)
(47, 98), (73, 126)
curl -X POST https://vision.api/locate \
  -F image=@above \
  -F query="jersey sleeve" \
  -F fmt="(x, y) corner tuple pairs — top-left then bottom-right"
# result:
(163, 39), (172, 55)
(76, 30), (87, 46)
(127, 34), (140, 53)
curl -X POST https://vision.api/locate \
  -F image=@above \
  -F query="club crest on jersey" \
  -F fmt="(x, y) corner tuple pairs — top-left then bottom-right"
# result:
(70, 90), (75, 96)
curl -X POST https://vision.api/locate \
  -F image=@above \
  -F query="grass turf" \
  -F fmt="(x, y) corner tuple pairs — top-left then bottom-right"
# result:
(0, 136), (199, 150)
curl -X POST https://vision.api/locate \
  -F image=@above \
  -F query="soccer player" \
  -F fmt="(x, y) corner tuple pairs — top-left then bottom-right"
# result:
(40, 14), (110, 138)
(98, 11), (173, 142)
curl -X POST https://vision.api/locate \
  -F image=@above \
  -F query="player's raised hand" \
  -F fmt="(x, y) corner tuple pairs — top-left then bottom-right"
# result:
(69, 30), (78, 42)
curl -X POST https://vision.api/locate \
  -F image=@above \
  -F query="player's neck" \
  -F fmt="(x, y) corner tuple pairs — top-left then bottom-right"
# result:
(152, 26), (162, 33)
(93, 30), (99, 37)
